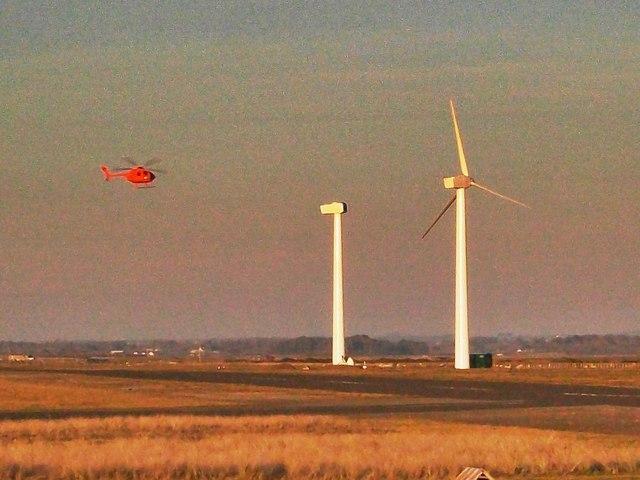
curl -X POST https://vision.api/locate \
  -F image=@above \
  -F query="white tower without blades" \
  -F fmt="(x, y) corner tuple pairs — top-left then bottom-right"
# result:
(422, 100), (528, 370)
(320, 202), (348, 365)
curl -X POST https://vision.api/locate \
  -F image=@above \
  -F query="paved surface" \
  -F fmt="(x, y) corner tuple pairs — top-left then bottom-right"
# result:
(73, 368), (640, 408)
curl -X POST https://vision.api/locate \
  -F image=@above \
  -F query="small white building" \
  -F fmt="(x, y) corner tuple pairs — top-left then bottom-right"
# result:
(189, 347), (205, 361)
(7, 354), (34, 362)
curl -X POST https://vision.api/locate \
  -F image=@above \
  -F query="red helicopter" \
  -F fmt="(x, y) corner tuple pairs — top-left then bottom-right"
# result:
(100, 157), (164, 187)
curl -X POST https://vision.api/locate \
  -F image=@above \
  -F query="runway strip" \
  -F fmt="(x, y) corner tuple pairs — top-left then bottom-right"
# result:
(25, 367), (640, 407)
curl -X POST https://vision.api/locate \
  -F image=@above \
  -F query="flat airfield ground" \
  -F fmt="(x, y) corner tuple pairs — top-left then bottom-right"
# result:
(0, 359), (638, 479)
(1, 359), (638, 433)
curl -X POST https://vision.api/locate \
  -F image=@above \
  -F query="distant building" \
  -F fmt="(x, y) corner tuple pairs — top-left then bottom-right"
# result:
(109, 350), (124, 356)
(190, 347), (205, 361)
(7, 354), (34, 362)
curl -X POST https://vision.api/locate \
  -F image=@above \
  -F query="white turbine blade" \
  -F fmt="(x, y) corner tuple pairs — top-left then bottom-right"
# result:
(450, 99), (469, 176)
(471, 181), (530, 208)
(421, 195), (456, 239)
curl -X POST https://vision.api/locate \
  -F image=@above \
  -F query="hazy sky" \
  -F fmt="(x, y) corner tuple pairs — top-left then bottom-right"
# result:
(1, 2), (639, 341)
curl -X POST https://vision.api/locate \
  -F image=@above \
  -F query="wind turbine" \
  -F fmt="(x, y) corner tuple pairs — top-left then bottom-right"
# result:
(320, 201), (349, 365)
(422, 100), (528, 370)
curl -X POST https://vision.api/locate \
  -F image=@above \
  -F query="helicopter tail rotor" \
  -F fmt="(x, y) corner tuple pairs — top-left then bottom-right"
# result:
(100, 165), (112, 181)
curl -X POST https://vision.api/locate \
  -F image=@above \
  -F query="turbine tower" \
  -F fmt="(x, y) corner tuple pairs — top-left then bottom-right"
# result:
(422, 100), (528, 370)
(321, 202), (348, 365)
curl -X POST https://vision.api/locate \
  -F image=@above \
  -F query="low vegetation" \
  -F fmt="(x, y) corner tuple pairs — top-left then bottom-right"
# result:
(0, 364), (637, 479)
(0, 415), (638, 479)
(0, 369), (391, 413)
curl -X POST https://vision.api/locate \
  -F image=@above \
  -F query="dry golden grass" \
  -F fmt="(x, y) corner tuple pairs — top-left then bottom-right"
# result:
(0, 370), (393, 413)
(0, 363), (637, 479)
(5, 357), (639, 388)
(425, 405), (640, 435)
(407, 363), (640, 388)
(281, 362), (640, 389)
(121, 359), (640, 388)
(0, 415), (637, 479)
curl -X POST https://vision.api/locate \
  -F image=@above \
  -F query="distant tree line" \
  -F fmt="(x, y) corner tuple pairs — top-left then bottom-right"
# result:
(0, 334), (638, 358)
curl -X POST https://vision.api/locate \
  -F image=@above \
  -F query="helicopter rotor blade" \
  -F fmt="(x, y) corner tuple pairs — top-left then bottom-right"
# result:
(145, 157), (164, 167)
(121, 156), (137, 166)
(151, 168), (167, 174)
(421, 195), (456, 239)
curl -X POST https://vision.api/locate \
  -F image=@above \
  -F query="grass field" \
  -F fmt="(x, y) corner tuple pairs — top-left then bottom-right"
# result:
(0, 368), (395, 412)
(1, 415), (638, 480)
(0, 360), (637, 479)
(21, 357), (639, 387)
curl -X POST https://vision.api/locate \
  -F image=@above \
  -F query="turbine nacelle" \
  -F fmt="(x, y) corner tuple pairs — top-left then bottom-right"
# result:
(320, 202), (347, 215)
(443, 175), (473, 189)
